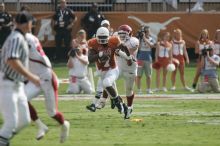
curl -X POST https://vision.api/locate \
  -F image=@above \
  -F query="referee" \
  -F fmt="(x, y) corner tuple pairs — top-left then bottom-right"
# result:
(0, 12), (40, 146)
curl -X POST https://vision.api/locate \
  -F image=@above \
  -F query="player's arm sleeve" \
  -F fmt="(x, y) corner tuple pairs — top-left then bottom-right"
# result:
(5, 37), (21, 61)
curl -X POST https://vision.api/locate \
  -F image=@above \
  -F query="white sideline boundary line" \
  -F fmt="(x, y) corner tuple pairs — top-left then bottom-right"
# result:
(34, 94), (220, 100)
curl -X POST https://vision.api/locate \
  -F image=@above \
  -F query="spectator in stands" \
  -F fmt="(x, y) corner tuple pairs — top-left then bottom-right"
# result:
(81, 2), (105, 39)
(71, 29), (88, 55)
(198, 47), (220, 93)
(153, 32), (172, 92)
(136, 26), (155, 94)
(192, 29), (213, 90)
(171, 28), (192, 91)
(52, 0), (77, 60)
(213, 29), (220, 56)
(66, 48), (93, 94)
(0, 3), (12, 51)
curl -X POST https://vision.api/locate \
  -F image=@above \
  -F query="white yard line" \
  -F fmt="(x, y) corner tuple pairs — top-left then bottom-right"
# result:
(34, 94), (220, 100)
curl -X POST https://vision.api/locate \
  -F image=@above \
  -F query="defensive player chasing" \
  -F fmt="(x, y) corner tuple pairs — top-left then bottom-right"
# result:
(24, 32), (70, 143)
(87, 27), (130, 116)
(116, 25), (139, 119)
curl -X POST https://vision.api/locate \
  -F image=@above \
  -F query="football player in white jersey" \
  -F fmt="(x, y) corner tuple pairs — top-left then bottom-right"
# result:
(24, 33), (70, 143)
(116, 25), (139, 119)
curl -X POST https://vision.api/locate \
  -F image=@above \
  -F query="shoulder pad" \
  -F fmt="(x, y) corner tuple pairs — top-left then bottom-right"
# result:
(126, 37), (139, 49)
(88, 38), (99, 50)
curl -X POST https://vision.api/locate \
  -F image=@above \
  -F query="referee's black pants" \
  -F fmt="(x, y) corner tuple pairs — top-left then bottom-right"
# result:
(54, 29), (71, 61)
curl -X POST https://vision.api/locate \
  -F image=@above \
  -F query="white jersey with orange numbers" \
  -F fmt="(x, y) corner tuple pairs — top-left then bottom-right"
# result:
(172, 40), (184, 56)
(214, 42), (220, 55)
(26, 33), (52, 75)
(158, 42), (170, 58)
(117, 36), (139, 73)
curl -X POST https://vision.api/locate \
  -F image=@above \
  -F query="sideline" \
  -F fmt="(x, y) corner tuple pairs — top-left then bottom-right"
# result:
(35, 94), (220, 100)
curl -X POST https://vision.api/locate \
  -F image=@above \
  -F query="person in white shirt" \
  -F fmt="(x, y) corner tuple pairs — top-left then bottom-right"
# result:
(198, 47), (220, 93)
(136, 26), (155, 94)
(66, 48), (93, 94)
(171, 28), (191, 91)
(213, 29), (220, 56)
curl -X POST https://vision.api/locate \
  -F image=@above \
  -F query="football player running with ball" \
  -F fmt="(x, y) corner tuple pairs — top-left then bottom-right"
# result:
(87, 27), (131, 116)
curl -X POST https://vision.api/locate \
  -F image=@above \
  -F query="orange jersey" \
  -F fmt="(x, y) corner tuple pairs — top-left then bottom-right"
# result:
(88, 36), (120, 71)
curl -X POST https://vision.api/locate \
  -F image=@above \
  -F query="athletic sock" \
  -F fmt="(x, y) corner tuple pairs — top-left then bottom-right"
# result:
(126, 94), (134, 107)
(28, 102), (39, 121)
(52, 112), (64, 125)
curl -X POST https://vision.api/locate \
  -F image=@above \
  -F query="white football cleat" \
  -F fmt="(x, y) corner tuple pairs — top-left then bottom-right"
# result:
(36, 124), (49, 140)
(124, 106), (133, 119)
(60, 121), (70, 143)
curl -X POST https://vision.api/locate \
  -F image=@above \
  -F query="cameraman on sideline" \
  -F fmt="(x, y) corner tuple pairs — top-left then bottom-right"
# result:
(198, 47), (220, 93)
(66, 48), (93, 94)
(136, 26), (156, 94)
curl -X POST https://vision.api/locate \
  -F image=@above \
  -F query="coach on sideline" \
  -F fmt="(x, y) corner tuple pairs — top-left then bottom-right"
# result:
(0, 12), (40, 146)
(52, 0), (77, 60)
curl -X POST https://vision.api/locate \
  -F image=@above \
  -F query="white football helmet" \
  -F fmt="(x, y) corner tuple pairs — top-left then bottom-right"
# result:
(96, 27), (110, 44)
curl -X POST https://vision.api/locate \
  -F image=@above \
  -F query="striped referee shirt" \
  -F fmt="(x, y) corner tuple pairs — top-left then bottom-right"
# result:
(0, 29), (29, 82)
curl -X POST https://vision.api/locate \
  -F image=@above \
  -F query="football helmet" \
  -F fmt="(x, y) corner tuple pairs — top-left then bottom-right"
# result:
(118, 24), (132, 42)
(96, 27), (110, 44)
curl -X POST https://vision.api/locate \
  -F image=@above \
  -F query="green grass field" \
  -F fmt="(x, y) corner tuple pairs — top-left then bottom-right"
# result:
(7, 99), (220, 146)
(1, 64), (220, 146)
(54, 63), (200, 95)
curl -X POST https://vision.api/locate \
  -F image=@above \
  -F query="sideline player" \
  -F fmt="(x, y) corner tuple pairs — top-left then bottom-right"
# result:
(116, 24), (139, 119)
(0, 12), (40, 146)
(24, 32), (70, 143)
(86, 27), (131, 116)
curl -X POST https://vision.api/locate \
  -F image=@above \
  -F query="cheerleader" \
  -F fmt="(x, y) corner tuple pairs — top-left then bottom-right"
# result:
(171, 29), (192, 91)
(153, 32), (172, 92)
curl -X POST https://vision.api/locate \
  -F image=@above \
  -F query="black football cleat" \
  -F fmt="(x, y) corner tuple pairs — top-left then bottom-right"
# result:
(86, 104), (96, 112)
(112, 96), (124, 114)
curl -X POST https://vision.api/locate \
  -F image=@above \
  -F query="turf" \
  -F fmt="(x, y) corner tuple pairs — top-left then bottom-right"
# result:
(53, 63), (199, 95)
(5, 98), (220, 146)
